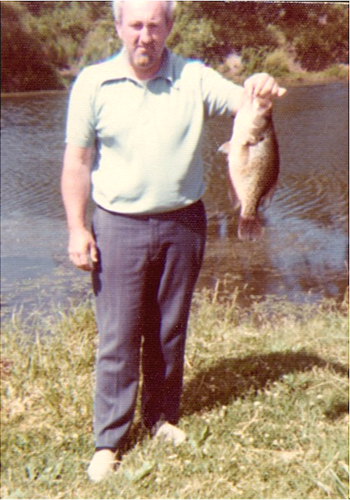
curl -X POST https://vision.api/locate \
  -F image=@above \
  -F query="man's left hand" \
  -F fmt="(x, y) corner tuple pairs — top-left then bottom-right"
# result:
(244, 72), (287, 99)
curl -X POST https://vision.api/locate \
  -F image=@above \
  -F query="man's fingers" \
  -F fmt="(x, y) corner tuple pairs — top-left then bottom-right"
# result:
(69, 252), (95, 271)
(90, 244), (99, 264)
(244, 73), (287, 100)
(67, 229), (98, 271)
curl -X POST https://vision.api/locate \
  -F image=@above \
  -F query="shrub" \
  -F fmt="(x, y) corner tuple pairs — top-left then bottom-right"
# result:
(322, 64), (349, 80)
(168, 11), (223, 66)
(240, 46), (270, 75)
(263, 49), (291, 77)
(79, 20), (121, 68)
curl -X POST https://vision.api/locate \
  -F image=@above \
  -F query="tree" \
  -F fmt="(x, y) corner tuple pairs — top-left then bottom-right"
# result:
(275, 2), (349, 70)
(1, 2), (64, 92)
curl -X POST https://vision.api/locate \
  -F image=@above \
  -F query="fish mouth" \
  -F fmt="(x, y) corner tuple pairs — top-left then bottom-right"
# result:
(253, 97), (273, 115)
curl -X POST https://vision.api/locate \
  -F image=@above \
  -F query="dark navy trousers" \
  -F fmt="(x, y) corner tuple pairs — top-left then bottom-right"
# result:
(91, 201), (206, 450)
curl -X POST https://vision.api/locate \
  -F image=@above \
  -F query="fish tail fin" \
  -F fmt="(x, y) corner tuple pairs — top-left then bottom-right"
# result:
(238, 216), (264, 242)
(218, 142), (231, 154)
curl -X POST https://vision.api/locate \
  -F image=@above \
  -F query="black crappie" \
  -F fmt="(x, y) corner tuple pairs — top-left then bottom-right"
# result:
(220, 95), (280, 241)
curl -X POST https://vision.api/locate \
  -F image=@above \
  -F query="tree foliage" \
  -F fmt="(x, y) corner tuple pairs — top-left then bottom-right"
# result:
(1, 1), (348, 92)
(274, 2), (349, 70)
(1, 2), (64, 92)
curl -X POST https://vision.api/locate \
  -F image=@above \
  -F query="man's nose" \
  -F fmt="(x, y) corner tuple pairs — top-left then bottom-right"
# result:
(139, 27), (152, 44)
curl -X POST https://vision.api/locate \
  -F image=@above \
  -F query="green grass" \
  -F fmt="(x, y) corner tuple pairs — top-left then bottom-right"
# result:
(278, 64), (349, 87)
(1, 290), (349, 499)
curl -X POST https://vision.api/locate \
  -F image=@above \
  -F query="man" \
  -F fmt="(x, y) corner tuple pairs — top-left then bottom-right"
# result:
(61, 0), (285, 482)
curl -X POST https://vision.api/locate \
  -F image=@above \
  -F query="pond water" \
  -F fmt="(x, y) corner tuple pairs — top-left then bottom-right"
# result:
(1, 82), (348, 319)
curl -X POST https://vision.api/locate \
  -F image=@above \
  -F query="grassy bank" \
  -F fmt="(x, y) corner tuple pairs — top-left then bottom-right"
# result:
(264, 64), (349, 87)
(222, 63), (349, 88)
(1, 291), (349, 499)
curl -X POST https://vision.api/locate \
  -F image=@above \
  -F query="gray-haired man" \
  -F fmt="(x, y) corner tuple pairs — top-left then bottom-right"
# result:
(61, 0), (285, 481)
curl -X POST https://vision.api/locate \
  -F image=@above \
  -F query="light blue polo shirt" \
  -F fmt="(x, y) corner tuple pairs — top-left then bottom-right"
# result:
(65, 49), (244, 214)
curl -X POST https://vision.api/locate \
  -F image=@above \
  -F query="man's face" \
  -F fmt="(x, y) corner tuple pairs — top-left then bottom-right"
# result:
(116, 1), (173, 78)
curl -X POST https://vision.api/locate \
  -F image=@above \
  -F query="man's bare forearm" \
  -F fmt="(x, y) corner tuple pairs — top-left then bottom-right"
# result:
(61, 144), (94, 231)
(61, 145), (98, 271)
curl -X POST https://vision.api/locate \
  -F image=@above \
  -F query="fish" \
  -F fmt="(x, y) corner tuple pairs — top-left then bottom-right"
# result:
(219, 95), (280, 242)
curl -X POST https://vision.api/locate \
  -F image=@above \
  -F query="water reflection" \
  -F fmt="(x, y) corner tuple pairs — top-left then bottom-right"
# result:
(1, 83), (348, 318)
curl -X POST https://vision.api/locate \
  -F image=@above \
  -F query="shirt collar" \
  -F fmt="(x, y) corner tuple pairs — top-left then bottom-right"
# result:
(99, 48), (178, 88)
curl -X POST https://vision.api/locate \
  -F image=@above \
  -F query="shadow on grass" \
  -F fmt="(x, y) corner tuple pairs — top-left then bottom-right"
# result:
(181, 350), (349, 417)
(123, 350), (348, 454)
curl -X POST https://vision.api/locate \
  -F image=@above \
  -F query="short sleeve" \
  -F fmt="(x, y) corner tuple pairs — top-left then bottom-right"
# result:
(200, 65), (244, 117)
(65, 67), (97, 148)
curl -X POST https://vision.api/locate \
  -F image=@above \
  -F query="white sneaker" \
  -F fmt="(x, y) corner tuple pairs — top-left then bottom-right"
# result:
(153, 421), (187, 446)
(87, 449), (116, 482)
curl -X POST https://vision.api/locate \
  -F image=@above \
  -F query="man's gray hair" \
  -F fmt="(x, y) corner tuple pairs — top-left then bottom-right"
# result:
(112, 1), (177, 24)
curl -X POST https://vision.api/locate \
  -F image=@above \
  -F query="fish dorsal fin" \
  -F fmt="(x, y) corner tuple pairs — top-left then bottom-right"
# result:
(218, 142), (231, 155)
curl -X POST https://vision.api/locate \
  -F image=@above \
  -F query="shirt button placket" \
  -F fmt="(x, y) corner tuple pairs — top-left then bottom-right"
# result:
(141, 85), (151, 126)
